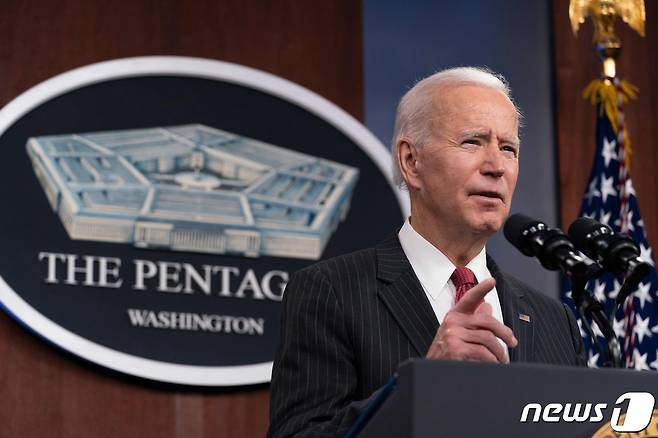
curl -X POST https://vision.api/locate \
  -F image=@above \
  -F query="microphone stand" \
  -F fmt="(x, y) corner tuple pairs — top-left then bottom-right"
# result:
(570, 276), (622, 368)
(550, 243), (622, 367)
(610, 260), (652, 321)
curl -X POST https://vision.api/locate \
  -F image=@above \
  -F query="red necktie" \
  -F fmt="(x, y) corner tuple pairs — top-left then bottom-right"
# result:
(451, 267), (477, 304)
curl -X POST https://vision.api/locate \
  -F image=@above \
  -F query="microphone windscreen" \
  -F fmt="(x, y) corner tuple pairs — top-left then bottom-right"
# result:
(503, 213), (542, 251)
(567, 217), (605, 251)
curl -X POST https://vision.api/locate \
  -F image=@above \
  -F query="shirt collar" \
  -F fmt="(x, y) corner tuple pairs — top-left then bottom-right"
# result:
(398, 218), (489, 299)
(466, 244), (491, 283)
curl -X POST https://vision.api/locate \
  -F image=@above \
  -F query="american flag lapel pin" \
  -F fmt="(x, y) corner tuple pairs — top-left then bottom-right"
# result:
(519, 313), (531, 323)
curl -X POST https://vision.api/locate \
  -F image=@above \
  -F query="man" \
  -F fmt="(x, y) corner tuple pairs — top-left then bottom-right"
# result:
(268, 67), (586, 437)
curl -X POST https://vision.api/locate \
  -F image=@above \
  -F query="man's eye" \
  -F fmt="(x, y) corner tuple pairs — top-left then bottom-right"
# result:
(463, 139), (480, 145)
(502, 146), (518, 157)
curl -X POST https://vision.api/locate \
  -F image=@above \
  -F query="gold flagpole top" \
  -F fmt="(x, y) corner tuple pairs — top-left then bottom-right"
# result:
(569, 0), (646, 77)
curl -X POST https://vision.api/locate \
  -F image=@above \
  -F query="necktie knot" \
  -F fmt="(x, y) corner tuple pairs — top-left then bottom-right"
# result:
(451, 267), (477, 304)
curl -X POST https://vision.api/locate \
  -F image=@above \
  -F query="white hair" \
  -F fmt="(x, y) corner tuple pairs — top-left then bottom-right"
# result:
(391, 66), (520, 188)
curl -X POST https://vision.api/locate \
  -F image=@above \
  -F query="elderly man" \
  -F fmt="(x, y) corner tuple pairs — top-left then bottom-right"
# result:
(268, 67), (586, 437)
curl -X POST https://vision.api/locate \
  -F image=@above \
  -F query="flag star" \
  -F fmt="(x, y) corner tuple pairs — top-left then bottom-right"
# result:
(651, 324), (658, 334)
(564, 290), (572, 299)
(592, 281), (607, 302)
(608, 278), (622, 300)
(625, 178), (636, 197)
(584, 178), (601, 205)
(588, 351), (600, 368)
(582, 212), (595, 219)
(592, 321), (604, 339)
(600, 175), (618, 202)
(634, 350), (650, 371)
(640, 244), (655, 267)
(602, 137), (618, 167)
(634, 315), (652, 344)
(613, 317), (626, 340)
(638, 219), (645, 229)
(577, 319), (588, 339)
(600, 210), (612, 226)
(634, 282), (653, 309)
(650, 350), (658, 370)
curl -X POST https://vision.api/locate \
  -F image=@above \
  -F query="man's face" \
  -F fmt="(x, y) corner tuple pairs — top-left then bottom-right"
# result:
(412, 84), (519, 236)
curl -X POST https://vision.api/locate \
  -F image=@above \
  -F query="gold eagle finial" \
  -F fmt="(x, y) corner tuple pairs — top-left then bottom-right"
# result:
(569, 0), (645, 37)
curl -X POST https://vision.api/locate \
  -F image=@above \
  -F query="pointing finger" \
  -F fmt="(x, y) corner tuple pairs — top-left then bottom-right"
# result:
(454, 278), (496, 315)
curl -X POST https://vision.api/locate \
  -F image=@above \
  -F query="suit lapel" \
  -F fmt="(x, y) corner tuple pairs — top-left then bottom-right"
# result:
(374, 235), (535, 361)
(488, 256), (535, 362)
(376, 235), (438, 356)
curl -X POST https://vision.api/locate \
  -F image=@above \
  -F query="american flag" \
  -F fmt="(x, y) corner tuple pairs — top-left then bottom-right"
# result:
(561, 77), (658, 370)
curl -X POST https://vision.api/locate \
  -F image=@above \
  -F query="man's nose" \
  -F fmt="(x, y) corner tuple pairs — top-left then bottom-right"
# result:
(480, 145), (506, 178)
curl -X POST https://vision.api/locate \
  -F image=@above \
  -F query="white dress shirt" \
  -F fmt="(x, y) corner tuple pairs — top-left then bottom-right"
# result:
(398, 218), (510, 362)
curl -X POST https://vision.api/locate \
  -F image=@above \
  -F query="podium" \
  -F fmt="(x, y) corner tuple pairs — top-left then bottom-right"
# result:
(358, 360), (658, 437)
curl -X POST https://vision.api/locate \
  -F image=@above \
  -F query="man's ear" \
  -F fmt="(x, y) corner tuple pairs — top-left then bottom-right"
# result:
(397, 140), (422, 190)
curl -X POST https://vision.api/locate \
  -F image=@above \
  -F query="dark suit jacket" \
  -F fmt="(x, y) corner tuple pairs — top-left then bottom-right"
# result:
(268, 235), (586, 437)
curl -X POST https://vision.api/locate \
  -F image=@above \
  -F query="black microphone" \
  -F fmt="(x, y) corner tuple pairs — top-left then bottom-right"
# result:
(504, 213), (601, 279)
(568, 217), (650, 276)
(506, 214), (620, 367)
(568, 217), (651, 305)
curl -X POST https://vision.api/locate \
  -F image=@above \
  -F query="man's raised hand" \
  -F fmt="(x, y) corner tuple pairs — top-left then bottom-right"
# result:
(425, 278), (518, 363)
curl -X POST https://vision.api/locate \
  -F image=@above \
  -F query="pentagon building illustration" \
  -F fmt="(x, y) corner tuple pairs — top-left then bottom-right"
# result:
(26, 124), (359, 260)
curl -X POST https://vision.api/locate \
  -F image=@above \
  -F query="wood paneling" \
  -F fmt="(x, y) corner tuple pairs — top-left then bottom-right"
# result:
(553, 0), (658, 247)
(0, 1), (363, 436)
(0, 1), (363, 119)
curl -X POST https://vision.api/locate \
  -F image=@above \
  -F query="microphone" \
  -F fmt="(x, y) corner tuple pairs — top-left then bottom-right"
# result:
(568, 217), (650, 276)
(504, 213), (601, 279)
(568, 217), (651, 305)
(505, 214), (620, 367)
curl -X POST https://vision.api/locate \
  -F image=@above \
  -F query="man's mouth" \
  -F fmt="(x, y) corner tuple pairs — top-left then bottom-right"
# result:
(470, 191), (504, 201)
